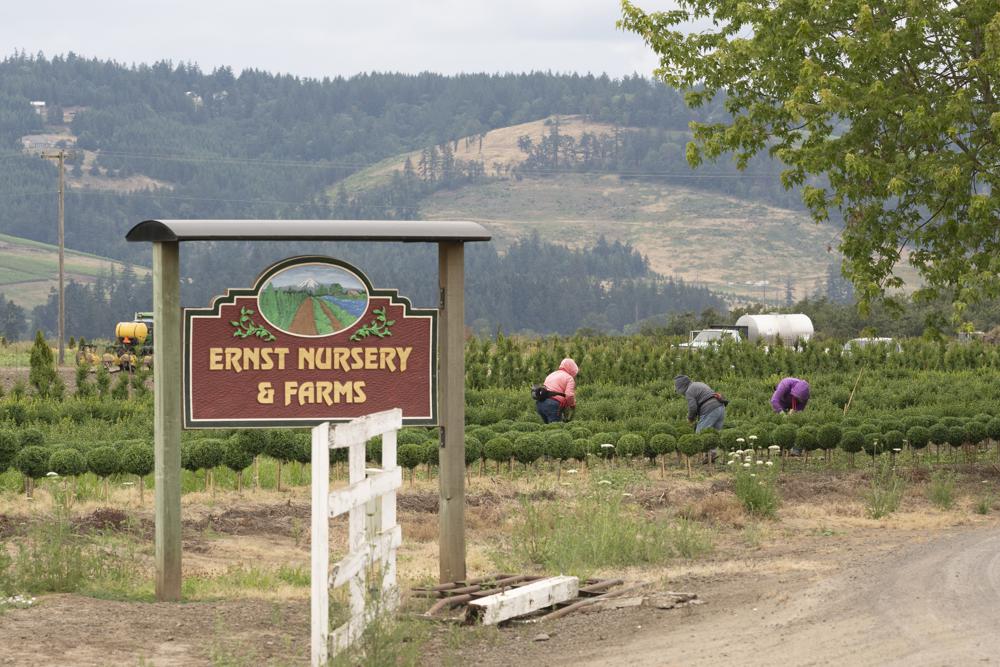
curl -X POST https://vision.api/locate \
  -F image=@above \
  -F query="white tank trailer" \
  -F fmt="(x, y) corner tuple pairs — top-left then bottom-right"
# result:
(734, 313), (814, 345)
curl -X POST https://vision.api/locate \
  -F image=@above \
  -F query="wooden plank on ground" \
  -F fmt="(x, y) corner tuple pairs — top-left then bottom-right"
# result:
(468, 576), (579, 625)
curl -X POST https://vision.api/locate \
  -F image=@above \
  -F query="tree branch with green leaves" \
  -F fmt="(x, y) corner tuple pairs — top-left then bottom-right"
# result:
(619, 0), (1000, 326)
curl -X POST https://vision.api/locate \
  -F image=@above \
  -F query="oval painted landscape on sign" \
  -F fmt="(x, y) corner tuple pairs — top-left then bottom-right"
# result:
(257, 262), (369, 337)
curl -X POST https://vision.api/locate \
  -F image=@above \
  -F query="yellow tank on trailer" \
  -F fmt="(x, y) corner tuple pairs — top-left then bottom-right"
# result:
(115, 321), (149, 343)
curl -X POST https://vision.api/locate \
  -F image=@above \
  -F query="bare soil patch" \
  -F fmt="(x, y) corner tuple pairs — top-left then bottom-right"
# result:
(1, 468), (998, 665)
(0, 594), (308, 666)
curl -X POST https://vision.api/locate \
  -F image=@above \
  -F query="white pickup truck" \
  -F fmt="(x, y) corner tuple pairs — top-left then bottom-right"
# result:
(678, 328), (744, 349)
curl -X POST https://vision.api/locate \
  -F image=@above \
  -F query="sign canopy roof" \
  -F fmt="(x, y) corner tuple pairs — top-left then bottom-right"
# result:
(126, 219), (491, 243)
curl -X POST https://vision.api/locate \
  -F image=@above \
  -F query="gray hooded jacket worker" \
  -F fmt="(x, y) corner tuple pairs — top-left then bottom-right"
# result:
(674, 375), (724, 425)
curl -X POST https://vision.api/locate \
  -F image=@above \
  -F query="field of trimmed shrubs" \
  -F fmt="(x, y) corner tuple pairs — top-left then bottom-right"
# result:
(1, 334), (1000, 501)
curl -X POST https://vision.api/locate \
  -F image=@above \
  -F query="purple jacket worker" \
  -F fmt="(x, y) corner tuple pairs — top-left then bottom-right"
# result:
(771, 377), (810, 413)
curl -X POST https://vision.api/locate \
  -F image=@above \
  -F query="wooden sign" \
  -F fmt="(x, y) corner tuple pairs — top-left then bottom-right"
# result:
(184, 256), (437, 428)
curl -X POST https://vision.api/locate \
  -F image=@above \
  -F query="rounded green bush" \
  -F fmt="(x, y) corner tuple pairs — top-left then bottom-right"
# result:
(677, 434), (701, 458)
(616, 433), (645, 458)
(929, 423), (950, 446)
(862, 434), (885, 457)
(420, 441), (438, 467)
(771, 424), (797, 450)
(698, 430), (720, 453)
(569, 426), (592, 440)
(721, 429), (745, 451)
(796, 427), (820, 452)
(87, 446), (121, 478)
(592, 432), (617, 459)
(464, 436), (483, 466)
(544, 431), (575, 461)
(262, 431), (298, 463)
(965, 421), (987, 446)
(986, 418), (1000, 442)
(192, 439), (225, 471)
(48, 448), (86, 477)
(397, 429), (427, 446)
(233, 430), (269, 457)
(397, 444), (423, 471)
(839, 430), (864, 454)
(15, 445), (50, 479)
(816, 424), (842, 451)
(883, 430), (905, 452)
(181, 441), (199, 472)
(648, 433), (676, 458)
(221, 439), (253, 474)
(122, 443), (155, 477)
(572, 439), (592, 461)
(513, 433), (544, 465)
(906, 426), (931, 450)
(0, 429), (19, 472)
(946, 425), (967, 448)
(484, 437), (513, 463)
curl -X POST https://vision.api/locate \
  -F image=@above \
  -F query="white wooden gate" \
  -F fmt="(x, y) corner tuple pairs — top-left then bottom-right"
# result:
(311, 408), (403, 666)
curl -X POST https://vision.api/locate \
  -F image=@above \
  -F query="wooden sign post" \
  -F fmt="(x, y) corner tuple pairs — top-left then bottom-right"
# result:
(128, 220), (490, 601)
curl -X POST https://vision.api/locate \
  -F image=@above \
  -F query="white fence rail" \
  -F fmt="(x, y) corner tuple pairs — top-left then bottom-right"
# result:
(312, 409), (403, 666)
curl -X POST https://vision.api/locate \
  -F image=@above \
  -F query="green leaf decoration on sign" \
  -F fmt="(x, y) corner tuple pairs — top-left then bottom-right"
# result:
(231, 307), (277, 342)
(350, 307), (395, 341)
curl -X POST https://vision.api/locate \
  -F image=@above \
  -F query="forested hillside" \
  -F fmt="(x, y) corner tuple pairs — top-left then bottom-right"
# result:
(0, 52), (812, 338)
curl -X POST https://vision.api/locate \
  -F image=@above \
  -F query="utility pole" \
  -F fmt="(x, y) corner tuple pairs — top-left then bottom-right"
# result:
(41, 149), (68, 365)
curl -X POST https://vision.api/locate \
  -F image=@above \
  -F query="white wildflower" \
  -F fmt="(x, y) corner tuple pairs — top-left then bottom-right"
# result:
(765, 461), (774, 467)
(749, 435), (758, 441)
(566, 469), (578, 475)
(46, 471), (58, 477)
(727, 461), (734, 465)
(768, 445), (780, 451)
(756, 460), (763, 465)
(736, 438), (746, 443)
(742, 463), (751, 468)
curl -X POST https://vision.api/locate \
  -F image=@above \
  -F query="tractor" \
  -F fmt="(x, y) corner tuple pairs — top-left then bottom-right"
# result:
(76, 312), (154, 372)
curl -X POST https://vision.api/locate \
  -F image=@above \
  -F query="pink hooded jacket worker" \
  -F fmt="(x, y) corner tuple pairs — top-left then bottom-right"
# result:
(536, 358), (579, 424)
(771, 377), (810, 413)
(544, 358), (578, 409)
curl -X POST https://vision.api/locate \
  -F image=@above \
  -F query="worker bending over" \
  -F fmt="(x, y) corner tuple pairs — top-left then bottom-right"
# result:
(675, 374), (726, 462)
(535, 358), (578, 424)
(771, 377), (810, 413)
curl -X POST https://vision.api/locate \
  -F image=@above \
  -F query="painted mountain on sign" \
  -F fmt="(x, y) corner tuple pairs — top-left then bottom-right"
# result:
(258, 263), (369, 337)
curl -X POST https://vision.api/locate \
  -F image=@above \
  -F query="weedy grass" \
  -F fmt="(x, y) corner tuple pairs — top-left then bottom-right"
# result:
(182, 564), (310, 600)
(865, 462), (905, 519)
(975, 494), (994, 515)
(926, 471), (956, 510)
(495, 487), (712, 577)
(0, 509), (149, 599)
(733, 465), (780, 519)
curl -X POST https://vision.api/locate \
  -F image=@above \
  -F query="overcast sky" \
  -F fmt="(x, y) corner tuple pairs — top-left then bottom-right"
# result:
(3, 0), (681, 79)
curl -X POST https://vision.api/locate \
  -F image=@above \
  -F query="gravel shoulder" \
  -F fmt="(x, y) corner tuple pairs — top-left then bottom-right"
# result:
(564, 525), (1000, 666)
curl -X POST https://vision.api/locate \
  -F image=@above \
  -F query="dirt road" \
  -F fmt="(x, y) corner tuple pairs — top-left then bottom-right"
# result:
(573, 526), (1000, 666)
